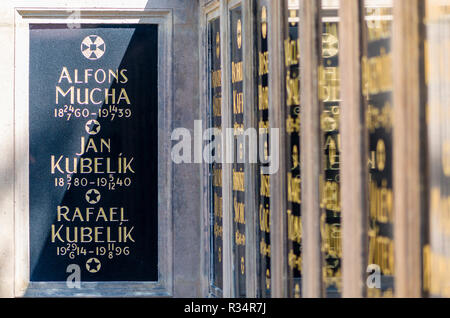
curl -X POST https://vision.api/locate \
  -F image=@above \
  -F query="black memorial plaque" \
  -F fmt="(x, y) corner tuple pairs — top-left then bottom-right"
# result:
(29, 24), (158, 282)
(364, 7), (395, 297)
(230, 6), (246, 297)
(320, 20), (342, 297)
(256, 1), (271, 298)
(208, 17), (223, 291)
(284, 2), (302, 298)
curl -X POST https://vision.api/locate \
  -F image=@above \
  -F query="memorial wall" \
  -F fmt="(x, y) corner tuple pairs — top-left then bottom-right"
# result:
(0, 0), (200, 297)
(201, 0), (448, 298)
(0, 0), (448, 298)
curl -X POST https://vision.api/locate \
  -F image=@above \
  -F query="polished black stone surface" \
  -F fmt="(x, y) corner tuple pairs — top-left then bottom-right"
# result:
(29, 24), (158, 282)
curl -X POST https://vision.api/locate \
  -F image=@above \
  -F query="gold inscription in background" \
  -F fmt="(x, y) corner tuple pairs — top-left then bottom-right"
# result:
(237, 19), (242, 50)
(261, 6), (267, 40)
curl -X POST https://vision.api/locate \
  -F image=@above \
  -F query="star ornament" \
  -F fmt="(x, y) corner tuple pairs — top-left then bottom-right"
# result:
(85, 119), (101, 135)
(81, 35), (106, 60)
(322, 32), (339, 58)
(86, 257), (101, 273)
(85, 189), (101, 204)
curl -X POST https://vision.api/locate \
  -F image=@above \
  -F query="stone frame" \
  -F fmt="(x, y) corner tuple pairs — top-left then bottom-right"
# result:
(13, 7), (173, 297)
(198, 0), (223, 298)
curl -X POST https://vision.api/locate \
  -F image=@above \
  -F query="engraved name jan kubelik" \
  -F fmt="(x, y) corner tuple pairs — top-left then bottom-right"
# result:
(29, 24), (159, 282)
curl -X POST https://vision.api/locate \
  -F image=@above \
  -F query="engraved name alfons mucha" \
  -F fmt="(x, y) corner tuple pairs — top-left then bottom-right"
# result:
(29, 24), (158, 282)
